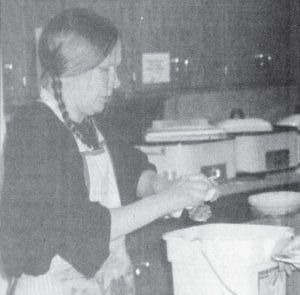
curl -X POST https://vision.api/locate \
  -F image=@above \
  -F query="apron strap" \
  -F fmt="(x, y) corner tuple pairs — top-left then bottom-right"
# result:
(6, 277), (18, 295)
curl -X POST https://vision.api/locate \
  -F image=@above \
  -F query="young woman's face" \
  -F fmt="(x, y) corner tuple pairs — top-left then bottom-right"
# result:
(63, 40), (122, 122)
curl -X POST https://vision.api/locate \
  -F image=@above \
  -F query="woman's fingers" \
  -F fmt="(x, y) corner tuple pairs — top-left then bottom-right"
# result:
(182, 174), (219, 203)
(184, 174), (216, 189)
(185, 174), (214, 184)
(161, 173), (220, 213)
(210, 188), (220, 202)
(187, 174), (219, 202)
(204, 188), (219, 202)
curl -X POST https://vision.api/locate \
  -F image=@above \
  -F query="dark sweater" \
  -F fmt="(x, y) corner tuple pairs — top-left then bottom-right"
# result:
(0, 102), (155, 279)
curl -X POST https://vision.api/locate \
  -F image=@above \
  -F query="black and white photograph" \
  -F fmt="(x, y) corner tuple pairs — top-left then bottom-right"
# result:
(0, 0), (300, 294)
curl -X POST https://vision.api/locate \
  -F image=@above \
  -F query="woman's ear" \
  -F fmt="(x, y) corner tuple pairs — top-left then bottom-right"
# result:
(40, 72), (52, 90)
(60, 71), (89, 102)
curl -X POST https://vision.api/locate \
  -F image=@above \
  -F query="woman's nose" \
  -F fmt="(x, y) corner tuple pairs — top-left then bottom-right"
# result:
(109, 67), (120, 90)
(113, 73), (121, 89)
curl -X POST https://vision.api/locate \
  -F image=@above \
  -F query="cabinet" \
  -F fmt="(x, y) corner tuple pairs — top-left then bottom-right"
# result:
(224, 0), (291, 87)
(131, 0), (224, 92)
(131, 0), (293, 93)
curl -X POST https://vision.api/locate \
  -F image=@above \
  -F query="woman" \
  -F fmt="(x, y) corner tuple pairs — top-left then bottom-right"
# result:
(0, 8), (218, 295)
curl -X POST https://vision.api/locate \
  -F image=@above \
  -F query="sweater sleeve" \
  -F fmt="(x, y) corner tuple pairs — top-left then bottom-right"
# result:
(0, 105), (111, 278)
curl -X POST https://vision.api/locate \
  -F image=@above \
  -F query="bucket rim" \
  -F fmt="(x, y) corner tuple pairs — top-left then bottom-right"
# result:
(162, 223), (294, 242)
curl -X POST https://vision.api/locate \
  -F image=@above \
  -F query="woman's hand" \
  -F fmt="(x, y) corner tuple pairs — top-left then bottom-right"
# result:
(158, 174), (219, 214)
(137, 170), (219, 202)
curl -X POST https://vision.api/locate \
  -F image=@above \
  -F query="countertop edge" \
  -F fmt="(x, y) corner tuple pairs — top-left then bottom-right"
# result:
(219, 169), (300, 197)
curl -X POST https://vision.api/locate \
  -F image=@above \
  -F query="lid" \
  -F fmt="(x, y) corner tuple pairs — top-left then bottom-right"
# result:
(145, 119), (227, 142)
(217, 118), (273, 133)
(151, 119), (210, 130)
(228, 125), (297, 137)
(277, 114), (300, 130)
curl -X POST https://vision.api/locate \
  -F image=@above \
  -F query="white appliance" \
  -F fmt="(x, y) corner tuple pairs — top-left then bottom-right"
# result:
(140, 119), (236, 181)
(232, 128), (298, 174)
(277, 115), (300, 164)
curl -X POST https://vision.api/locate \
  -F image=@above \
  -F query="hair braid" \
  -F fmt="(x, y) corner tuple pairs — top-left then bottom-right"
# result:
(51, 76), (99, 149)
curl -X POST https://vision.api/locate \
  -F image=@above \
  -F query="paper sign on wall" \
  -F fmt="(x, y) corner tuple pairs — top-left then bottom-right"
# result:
(142, 53), (170, 84)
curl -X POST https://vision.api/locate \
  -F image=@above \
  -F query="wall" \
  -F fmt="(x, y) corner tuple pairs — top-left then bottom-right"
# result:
(163, 85), (299, 124)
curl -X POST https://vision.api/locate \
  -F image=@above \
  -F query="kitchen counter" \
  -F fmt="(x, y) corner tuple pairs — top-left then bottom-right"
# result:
(218, 168), (300, 196)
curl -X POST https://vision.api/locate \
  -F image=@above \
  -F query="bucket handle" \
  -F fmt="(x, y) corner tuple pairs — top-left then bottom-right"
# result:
(192, 238), (238, 295)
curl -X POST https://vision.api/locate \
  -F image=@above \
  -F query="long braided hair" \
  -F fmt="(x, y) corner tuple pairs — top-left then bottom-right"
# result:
(38, 8), (119, 149)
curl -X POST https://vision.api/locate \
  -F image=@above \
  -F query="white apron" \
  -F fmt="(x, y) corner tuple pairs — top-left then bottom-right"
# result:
(13, 90), (135, 295)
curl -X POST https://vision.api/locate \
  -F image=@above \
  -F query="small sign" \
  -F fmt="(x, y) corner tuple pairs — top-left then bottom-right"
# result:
(142, 53), (170, 84)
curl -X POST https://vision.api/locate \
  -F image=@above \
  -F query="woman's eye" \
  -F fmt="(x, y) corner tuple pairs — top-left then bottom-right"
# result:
(97, 65), (119, 77)
(98, 67), (109, 74)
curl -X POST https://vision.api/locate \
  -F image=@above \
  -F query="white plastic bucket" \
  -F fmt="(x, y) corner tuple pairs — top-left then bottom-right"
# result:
(163, 223), (294, 295)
